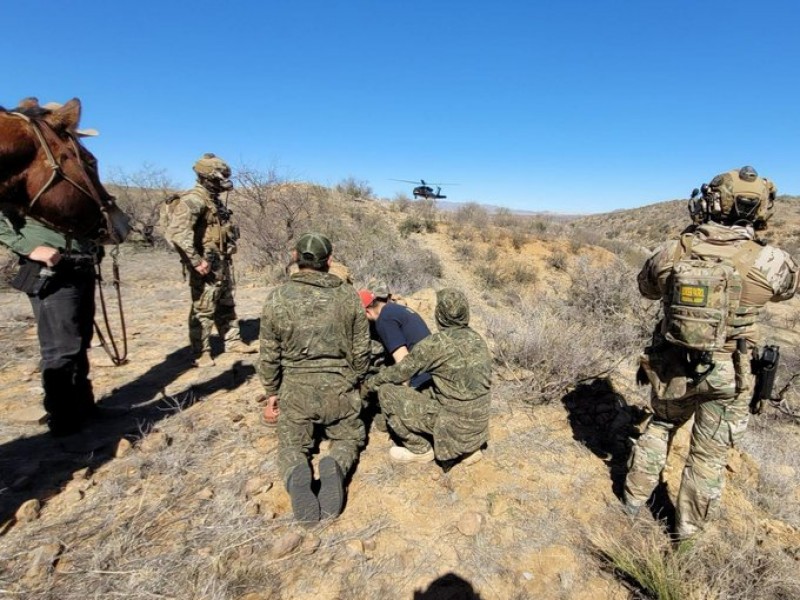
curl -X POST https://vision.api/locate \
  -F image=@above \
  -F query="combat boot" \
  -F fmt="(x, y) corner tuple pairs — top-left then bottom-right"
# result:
(389, 446), (434, 463)
(225, 339), (257, 354)
(318, 456), (345, 519)
(193, 352), (216, 368)
(286, 462), (320, 523)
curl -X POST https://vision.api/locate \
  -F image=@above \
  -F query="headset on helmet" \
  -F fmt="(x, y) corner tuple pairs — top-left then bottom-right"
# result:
(688, 166), (776, 230)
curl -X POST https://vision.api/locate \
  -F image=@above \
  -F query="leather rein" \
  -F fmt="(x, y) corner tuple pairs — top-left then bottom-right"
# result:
(7, 111), (129, 366)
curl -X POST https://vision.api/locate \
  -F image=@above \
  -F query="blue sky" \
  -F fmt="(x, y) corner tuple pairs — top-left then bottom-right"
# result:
(4, 1), (799, 213)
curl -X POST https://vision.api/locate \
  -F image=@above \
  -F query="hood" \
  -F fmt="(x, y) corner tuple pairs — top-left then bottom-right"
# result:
(435, 288), (470, 329)
(290, 270), (343, 288)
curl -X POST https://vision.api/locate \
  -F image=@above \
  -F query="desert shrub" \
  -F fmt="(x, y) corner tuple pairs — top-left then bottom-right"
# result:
(568, 257), (653, 330)
(530, 220), (549, 236)
(454, 240), (476, 261)
(398, 216), (425, 237)
(509, 262), (538, 286)
(486, 301), (614, 403)
(510, 230), (527, 251)
(107, 164), (178, 247)
(231, 167), (316, 270)
(590, 524), (696, 600)
(453, 202), (490, 231)
(590, 515), (800, 600)
(447, 221), (465, 241)
(493, 207), (516, 228)
(484, 246), (499, 263)
(474, 262), (506, 290)
(392, 193), (412, 212)
(488, 257), (653, 404)
(343, 235), (442, 296)
(335, 176), (373, 200)
(548, 250), (568, 271)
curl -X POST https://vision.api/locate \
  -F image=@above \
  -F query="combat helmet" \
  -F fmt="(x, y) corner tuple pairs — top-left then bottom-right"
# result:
(688, 166), (776, 230)
(194, 153), (233, 193)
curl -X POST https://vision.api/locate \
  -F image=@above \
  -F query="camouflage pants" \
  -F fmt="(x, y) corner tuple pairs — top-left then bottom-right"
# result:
(277, 373), (365, 486)
(188, 260), (239, 353)
(377, 383), (489, 461)
(625, 348), (753, 538)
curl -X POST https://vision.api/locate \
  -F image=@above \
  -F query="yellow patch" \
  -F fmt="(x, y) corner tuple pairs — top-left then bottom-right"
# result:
(678, 285), (708, 306)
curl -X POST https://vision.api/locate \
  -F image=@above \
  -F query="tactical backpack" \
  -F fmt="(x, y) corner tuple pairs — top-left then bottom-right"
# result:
(662, 234), (761, 352)
(157, 192), (182, 249)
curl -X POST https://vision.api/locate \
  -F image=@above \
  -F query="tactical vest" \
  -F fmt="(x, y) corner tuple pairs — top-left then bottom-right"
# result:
(197, 195), (225, 253)
(661, 233), (763, 351)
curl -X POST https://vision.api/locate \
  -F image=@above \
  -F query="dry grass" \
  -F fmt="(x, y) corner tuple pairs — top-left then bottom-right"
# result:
(589, 508), (800, 600)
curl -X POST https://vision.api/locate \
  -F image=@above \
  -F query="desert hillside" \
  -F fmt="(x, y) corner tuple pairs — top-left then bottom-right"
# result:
(1, 185), (799, 600)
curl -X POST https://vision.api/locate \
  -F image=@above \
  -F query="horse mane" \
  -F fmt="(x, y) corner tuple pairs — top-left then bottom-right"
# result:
(9, 105), (52, 119)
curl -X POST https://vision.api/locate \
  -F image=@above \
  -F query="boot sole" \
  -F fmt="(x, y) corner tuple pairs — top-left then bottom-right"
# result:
(318, 457), (344, 519)
(287, 463), (320, 523)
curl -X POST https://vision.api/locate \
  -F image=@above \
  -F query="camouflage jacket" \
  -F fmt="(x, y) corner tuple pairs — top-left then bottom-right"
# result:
(640, 222), (799, 347)
(258, 270), (371, 396)
(165, 184), (236, 267)
(365, 289), (492, 413)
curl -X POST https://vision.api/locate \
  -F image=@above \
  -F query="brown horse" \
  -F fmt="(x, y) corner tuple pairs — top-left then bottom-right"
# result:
(0, 97), (130, 244)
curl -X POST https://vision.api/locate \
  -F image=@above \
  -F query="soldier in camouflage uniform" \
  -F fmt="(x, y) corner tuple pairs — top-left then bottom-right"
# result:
(165, 154), (253, 367)
(258, 233), (370, 522)
(624, 167), (799, 540)
(364, 288), (491, 466)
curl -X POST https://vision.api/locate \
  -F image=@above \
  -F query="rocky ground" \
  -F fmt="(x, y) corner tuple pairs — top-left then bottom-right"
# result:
(0, 239), (798, 599)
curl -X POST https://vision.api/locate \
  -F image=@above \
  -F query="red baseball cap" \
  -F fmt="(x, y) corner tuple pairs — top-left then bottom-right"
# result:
(358, 289), (376, 309)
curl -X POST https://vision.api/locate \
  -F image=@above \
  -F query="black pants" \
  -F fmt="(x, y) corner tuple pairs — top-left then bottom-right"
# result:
(28, 266), (96, 424)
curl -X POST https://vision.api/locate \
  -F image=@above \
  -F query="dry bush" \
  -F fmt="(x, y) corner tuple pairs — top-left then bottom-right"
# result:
(590, 521), (700, 600)
(474, 262), (506, 290)
(510, 229), (527, 252)
(391, 193), (412, 212)
(488, 258), (653, 404)
(493, 207), (516, 228)
(589, 509), (800, 600)
(548, 249), (568, 271)
(509, 262), (538, 286)
(335, 176), (373, 201)
(107, 164), (178, 247)
(453, 240), (476, 262)
(452, 202), (490, 231)
(231, 167), (316, 271)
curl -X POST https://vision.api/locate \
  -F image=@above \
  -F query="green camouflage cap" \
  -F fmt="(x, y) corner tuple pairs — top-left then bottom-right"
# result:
(367, 279), (391, 300)
(295, 232), (332, 263)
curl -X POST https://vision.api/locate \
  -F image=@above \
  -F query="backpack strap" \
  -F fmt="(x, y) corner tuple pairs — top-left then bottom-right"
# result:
(729, 240), (761, 283)
(672, 232), (695, 263)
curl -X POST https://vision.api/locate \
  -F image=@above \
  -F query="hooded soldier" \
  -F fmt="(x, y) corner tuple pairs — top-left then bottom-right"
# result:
(364, 288), (492, 468)
(624, 166), (798, 540)
(165, 153), (254, 367)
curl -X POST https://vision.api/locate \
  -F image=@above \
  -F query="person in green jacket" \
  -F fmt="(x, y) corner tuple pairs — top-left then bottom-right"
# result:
(364, 288), (492, 468)
(258, 233), (370, 522)
(0, 212), (99, 435)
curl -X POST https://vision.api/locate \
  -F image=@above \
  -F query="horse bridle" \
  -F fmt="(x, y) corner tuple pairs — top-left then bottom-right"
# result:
(8, 111), (121, 243)
(7, 111), (129, 366)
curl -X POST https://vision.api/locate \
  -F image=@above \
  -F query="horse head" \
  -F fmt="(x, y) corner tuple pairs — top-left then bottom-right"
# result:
(0, 97), (130, 244)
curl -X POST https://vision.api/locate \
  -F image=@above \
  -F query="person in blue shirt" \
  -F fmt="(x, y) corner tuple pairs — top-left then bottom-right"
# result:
(359, 288), (432, 390)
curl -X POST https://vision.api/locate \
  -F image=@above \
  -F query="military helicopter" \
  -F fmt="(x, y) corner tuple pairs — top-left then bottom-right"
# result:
(391, 179), (455, 200)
